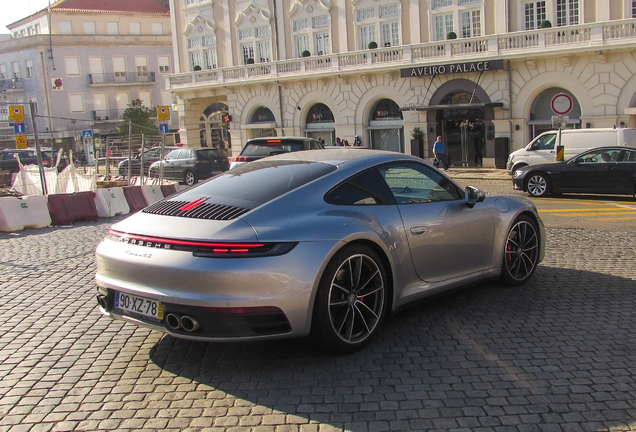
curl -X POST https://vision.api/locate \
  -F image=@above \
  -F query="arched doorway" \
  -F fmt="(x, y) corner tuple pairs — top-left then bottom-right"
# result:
(369, 99), (403, 152)
(199, 102), (229, 150)
(437, 91), (486, 167)
(248, 106), (277, 138)
(305, 103), (335, 144)
(529, 88), (581, 138)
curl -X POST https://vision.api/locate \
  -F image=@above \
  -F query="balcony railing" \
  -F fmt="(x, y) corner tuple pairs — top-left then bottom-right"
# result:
(88, 72), (156, 85)
(0, 78), (23, 91)
(168, 18), (636, 90)
(93, 109), (126, 121)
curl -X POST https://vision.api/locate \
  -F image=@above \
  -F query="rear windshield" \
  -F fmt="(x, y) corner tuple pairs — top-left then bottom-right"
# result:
(180, 160), (336, 206)
(240, 139), (320, 157)
(196, 149), (226, 159)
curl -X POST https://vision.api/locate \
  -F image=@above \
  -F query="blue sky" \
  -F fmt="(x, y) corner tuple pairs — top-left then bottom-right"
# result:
(2, 0), (51, 34)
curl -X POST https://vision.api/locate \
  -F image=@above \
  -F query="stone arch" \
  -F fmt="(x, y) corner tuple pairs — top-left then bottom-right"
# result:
(514, 71), (593, 120)
(616, 72), (636, 111)
(355, 85), (409, 126)
(293, 90), (342, 127)
(240, 95), (281, 126)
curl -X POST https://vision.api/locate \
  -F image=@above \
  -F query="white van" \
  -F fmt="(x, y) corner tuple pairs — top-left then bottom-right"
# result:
(506, 128), (636, 174)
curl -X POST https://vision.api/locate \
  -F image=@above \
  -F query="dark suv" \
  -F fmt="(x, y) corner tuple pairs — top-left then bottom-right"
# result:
(229, 137), (323, 169)
(118, 146), (180, 176)
(0, 148), (69, 173)
(149, 147), (229, 186)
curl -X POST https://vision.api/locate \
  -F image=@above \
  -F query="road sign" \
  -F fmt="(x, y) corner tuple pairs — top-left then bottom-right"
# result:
(551, 93), (573, 115)
(14, 122), (25, 134)
(82, 129), (94, 140)
(157, 106), (170, 121)
(9, 106), (24, 122)
(159, 123), (169, 133)
(15, 135), (27, 149)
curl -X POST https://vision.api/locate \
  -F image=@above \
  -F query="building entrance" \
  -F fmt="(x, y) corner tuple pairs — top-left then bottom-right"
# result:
(438, 92), (485, 167)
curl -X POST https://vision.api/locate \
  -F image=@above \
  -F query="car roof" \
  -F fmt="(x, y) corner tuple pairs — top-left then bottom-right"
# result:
(245, 136), (318, 143)
(261, 148), (424, 167)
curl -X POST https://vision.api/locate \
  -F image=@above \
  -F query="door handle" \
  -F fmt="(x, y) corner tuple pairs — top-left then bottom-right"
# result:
(410, 226), (427, 235)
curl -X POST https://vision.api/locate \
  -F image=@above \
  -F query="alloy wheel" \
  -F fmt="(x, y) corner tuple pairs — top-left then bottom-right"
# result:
(504, 220), (539, 283)
(527, 174), (548, 197)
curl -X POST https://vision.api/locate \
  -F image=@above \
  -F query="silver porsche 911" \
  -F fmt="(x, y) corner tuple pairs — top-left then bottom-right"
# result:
(95, 149), (545, 353)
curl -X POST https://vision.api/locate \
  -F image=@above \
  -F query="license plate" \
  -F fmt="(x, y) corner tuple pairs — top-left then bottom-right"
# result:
(114, 291), (164, 322)
(211, 170), (222, 176)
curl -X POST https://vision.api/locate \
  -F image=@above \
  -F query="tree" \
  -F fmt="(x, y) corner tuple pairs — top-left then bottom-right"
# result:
(117, 99), (157, 137)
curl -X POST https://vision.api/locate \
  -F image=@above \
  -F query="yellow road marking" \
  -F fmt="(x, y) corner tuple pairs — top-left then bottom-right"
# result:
(541, 199), (635, 205)
(591, 217), (636, 221)
(550, 212), (636, 217)
(538, 208), (636, 213)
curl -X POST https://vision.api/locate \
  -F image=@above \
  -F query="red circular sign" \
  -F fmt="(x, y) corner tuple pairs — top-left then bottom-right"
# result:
(551, 93), (573, 115)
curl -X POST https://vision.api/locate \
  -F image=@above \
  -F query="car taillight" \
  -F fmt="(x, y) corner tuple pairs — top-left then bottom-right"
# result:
(106, 229), (297, 257)
(231, 156), (249, 162)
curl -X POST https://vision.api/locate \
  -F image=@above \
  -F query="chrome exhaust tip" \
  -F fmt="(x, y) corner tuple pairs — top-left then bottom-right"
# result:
(166, 313), (181, 330)
(96, 294), (107, 310)
(180, 315), (200, 332)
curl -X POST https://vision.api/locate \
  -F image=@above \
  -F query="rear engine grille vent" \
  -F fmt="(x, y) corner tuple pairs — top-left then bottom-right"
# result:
(143, 200), (250, 220)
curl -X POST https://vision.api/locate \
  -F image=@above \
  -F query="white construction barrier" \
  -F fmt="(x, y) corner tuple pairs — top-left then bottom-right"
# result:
(56, 164), (97, 194)
(0, 195), (51, 232)
(93, 188), (131, 218)
(11, 162), (96, 196)
(140, 185), (164, 205)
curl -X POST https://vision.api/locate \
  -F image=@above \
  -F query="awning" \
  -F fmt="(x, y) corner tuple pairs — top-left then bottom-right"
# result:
(400, 102), (504, 111)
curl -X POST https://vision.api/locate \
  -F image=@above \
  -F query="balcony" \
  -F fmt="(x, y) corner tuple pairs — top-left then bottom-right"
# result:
(93, 109), (126, 121)
(88, 72), (156, 85)
(168, 18), (636, 91)
(0, 78), (23, 91)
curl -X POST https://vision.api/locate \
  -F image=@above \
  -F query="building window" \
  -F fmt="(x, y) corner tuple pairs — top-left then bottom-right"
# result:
(358, 25), (376, 48)
(186, 24), (217, 70)
(65, 57), (81, 76)
(129, 22), (142, 34)
(256, 26), (270, 37)
(435, 14), (454, 40)
(187, 37), (201, 48)
(433, 0), (453, 8)
(189, 51), (202, 70)
(135, 56), (148, 76)
(314, 32), (330, 55)
(69, 94), (85, 113)
(461, 10), (481, 37)
(293, 19), (309, 32)
(241, 44), (254, 63)
(158, 56), (171, 73)
(379, 5), (399, 17)
(83, 22), (96, 35)
(458, 0), (479, 4)
(238, 29), (252, 40)
(524, 1), (546, 29)
(0, 64), (6, 80)
(11, 62), (20, 79)
(381, 22), (400, 47)
(29, 97), (38, 114)
(185, 0), (196, 6)
(203, 49), (217, 69)
(632, 0), (636, 17)
(151, 22), (163, 35)
(59, 21), (72, 34)
(106, 22), (119, 35)
(25, 59), (34, 79)
(202, 35), (216, 46)
(313, 16), (329, 28)
(357, 8), (375, 21)
(556, 0), (579, 25)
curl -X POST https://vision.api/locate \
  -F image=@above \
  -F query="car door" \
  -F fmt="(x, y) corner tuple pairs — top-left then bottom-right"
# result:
(559, 149), (622, 193)
(378, 162), (495, 283)
(173, 148), (194, 181)
(614, 149), (636, 194)
(162, 149), (180, 179)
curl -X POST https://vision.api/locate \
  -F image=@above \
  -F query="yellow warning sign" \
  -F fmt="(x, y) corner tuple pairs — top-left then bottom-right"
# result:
(556, 145), (564, 162)
(15, 135), (27, 149)
(10, 106), (24, 122)
(157, 106), (170, 121)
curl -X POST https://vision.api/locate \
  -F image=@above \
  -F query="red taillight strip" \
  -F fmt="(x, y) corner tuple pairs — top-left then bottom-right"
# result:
(108, 229), (265, 249)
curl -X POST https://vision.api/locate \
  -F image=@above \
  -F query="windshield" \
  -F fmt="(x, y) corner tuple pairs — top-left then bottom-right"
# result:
(179, 160), (336, 206)
(240, 139), (314, 157)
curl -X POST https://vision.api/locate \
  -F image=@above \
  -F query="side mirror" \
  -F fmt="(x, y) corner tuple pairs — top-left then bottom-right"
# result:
(465, 186), (485, 208)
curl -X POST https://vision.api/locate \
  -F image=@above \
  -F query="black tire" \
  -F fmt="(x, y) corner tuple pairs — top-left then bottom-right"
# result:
(311, 245), (388, 354)
(500, 215), (540, 287)
(526, 172), (550, 197)
(184, 170), (196, 186)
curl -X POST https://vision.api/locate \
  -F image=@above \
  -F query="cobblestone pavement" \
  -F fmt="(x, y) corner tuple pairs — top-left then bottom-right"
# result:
(1, 181), (636, 432)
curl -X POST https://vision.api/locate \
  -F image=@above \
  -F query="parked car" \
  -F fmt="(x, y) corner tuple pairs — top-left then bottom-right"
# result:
(96, 149), (545, 353)
(0, 148), (69, 173)
(149, 147), (229, 186)
(229, 137), (324, 169)
(507, 128), (636, 174)
(512, 146), (636, 197)
(118, 146), (180, 177)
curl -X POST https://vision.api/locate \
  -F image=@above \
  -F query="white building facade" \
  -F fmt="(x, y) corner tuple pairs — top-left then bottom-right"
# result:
(167, 0), (636, 167)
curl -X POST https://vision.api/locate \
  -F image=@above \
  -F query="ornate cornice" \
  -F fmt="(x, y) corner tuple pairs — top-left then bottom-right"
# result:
(184, 15), (216, 35)
(288, 0), (331, 16)
(235, 3), (272, 26)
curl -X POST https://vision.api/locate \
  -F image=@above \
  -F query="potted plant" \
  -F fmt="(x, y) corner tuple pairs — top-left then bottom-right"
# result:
(446, 31), (457, 40)
(539, 19), (552, 28)
(410, 127), (424, 158)
(246, 58), (254, 64)
(368, 41), (378, 49)
(301, 50), (311, 57)
(193, 65), (201, 71)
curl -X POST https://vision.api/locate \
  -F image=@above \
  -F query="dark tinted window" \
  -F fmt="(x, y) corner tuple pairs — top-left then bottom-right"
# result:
(184, 160), (336, 205)
(378, 162), (463, 204)
(240, 139), (310, 157)
(196, 149), (226, 159)
(325, 169), (396, 205)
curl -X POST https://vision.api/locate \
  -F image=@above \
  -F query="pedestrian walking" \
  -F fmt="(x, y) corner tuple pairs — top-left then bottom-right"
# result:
(433, 136), (449, 171)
